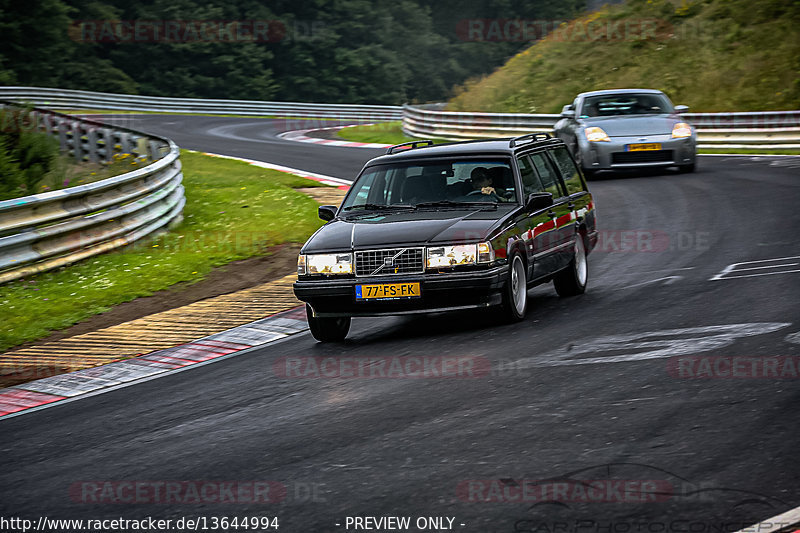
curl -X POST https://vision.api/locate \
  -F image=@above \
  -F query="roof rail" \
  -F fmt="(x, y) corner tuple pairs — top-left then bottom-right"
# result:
(386, 140), (434, 154)
(509, 132), (552, 148)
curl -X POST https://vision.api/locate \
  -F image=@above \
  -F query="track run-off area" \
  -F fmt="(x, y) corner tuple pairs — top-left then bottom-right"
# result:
(1, 115), (799, 532)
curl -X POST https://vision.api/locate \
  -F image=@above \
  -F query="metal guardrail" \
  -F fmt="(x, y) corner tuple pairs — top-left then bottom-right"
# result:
(403, 104), (800, 150)
(0, 86), (403, 121)
(0, 102), (185, 284)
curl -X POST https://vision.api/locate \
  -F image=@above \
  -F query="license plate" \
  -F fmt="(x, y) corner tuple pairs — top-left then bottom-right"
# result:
(356, 282), (421, 300)
(627, 143), (661, 151)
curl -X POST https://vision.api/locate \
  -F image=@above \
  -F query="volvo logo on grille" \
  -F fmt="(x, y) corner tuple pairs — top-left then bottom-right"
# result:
(384, 257), (394, 266)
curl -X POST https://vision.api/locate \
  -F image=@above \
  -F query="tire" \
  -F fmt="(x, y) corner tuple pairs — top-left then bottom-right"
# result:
(554, 236), (588, 297)
(306, 304), (351, 342)
(501, 252), (528, 322)
(678, 161), (696, 173)
(572, 141), (595, 180)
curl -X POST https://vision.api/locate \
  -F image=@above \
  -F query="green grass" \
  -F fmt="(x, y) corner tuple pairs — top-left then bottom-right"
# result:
(336, 122), (448, 145)
(449, 0), (800, 113)
(0, 150), (326, 351)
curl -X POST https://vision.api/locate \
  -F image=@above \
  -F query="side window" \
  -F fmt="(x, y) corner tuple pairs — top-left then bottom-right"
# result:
(529, 152), (565, 198)
(550, 147), (586, 195)
(517, 156), (544, 196)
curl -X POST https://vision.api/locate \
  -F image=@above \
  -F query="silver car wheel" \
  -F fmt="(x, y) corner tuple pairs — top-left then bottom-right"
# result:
(511, 254), (527, 315)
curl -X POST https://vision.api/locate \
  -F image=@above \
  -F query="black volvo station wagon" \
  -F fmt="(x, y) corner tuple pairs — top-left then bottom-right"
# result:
(293, 134), (598, 342)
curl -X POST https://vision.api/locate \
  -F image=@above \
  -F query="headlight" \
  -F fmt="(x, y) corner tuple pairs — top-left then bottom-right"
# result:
(302, 253), (353, 275)
(671, 122), (692, 138)
(585, 126), (610, 142)
(427, 242), (494, 269)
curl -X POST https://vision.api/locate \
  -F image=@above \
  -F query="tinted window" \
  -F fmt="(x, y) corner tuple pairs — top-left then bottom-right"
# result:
(550, 147), (585, 195)
(529, 152), (565, 198)
(517, 156), (544, 196)
(580, 93), (673, 117)
(341, 159), (518, 210)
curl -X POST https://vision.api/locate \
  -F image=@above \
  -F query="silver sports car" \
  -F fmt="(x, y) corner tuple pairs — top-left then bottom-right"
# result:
(553, 89), (697, 177)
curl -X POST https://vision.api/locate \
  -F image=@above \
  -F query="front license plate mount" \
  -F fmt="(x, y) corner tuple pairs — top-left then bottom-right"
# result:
(355, 282), (421, 301)
(626, 143), (662, 151)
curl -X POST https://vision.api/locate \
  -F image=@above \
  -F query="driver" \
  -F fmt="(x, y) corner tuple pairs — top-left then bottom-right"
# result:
(470, 167), (497, 197)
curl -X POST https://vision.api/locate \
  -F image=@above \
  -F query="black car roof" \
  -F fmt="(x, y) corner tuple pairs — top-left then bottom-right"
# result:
(366, 137), (565, 166)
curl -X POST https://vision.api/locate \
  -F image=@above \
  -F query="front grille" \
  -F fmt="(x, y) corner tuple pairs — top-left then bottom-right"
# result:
(612, 150), (673, 164)
(355, 248), (425, 277)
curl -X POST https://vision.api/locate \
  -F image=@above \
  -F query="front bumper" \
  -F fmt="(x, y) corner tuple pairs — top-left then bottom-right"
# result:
(582, 134), (696, 170)
(293, 265), (509, 317)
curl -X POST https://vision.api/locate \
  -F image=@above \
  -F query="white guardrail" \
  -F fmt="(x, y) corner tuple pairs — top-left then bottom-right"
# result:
(0, 102), (184, 284)
(0, 86), (403, 121)
(403, 104), (800, 150)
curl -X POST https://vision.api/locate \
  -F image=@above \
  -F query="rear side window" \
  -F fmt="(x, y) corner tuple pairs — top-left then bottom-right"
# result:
(550, 147), (586, 195)
(529, 152), (565, 198)
(517, 156), (544, 196)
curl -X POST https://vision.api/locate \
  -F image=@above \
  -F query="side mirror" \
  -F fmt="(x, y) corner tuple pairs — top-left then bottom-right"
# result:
(561, 109), (576, 119)
(526, 192), (553, 211)
(318, 205), (337, 222)
(674, 105), (689, 113)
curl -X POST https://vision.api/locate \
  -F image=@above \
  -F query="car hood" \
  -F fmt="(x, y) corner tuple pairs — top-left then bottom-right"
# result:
(581, 114), (681, 136)
(302, 208), (510, 253)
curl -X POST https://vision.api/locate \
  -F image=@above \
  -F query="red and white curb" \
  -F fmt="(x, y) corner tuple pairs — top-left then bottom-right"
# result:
(278, 124), (392, 149)
(197, 151), (352, 190)
(0, 306), (309, 420)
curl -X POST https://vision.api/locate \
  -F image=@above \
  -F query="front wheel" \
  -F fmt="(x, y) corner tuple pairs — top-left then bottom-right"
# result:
(678, 161), (696, 173)
(501, 252), (528, 322)
(306, 304), (351, 342)
(553, 236), (588, 297)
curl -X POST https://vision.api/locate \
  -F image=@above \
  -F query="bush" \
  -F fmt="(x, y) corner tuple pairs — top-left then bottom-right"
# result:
(0, 107), (60, 201)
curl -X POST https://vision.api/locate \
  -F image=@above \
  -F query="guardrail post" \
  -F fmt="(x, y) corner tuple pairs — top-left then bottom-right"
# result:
(85, 126), (99, 163)
(98, 127), (113, 161)
(72, 120), (85, 162)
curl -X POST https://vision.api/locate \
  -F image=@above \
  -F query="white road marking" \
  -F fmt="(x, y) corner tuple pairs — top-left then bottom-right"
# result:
(710, 255), (800, 280)
(511, 323), (791, 369)
(732, 262), (799, 272)
(195, 151), (353, 187)
(785, 332), (800, 345)
(733, 505), (800, 533)
(623, 275), (683, 289)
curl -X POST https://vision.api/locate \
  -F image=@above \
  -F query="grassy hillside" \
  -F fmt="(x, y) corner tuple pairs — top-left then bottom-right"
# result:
(449, 0), (800, 113)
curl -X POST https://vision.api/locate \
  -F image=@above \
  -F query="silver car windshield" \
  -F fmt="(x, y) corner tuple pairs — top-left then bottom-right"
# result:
(341, 159), (517, 211)
(581, 93), (673, 117)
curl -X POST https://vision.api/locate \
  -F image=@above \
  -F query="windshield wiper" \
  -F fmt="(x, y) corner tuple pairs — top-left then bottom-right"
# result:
(414, 200), (497, 208)
(342, 203), (416, 211)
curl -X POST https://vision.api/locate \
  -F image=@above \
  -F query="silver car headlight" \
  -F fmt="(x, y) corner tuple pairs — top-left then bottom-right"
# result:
(300, 253), (353, 275)
(585, 126), (610, 142)
(671, 122), (692, 138)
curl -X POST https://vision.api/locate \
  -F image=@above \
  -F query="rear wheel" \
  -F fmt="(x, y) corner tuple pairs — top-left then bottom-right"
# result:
(306, 304), (351, 342)
(554, 236), (588, 297)
(501, 252), (527, 322)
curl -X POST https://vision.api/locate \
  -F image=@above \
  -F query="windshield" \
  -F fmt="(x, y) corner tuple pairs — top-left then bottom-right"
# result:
(580, 93), (673, 117)
(341, 159), (517, 211)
